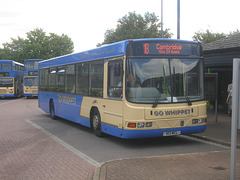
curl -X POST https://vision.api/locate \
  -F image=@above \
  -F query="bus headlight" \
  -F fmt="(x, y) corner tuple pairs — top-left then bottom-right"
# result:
(146, 122), (152, 127)
(198, 118), (205, 124)
(192, 119), (198, 124)
(192, 118), (206, 124)
(137, 122), (145, 128)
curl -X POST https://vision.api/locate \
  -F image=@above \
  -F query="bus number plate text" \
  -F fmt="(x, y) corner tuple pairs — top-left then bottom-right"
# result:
(163, 131), (181, 136)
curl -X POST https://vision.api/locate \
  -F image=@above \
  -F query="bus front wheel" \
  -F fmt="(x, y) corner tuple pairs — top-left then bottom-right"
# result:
(50, 101), (57, 120)
(91, 109), (102, 137)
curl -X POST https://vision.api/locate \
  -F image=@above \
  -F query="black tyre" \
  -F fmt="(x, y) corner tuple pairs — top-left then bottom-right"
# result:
(91, 109), (102, 137)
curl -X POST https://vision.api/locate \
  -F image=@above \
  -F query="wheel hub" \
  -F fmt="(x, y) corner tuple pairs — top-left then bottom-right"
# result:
(93, 115), (99, 129)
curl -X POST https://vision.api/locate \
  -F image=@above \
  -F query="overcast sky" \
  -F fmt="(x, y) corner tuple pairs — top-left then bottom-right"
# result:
(1, 0), (240, 53)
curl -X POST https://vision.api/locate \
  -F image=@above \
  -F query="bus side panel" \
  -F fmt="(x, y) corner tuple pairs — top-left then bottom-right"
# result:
(38, 91), (91, 128)
(56, 93), (90, 127)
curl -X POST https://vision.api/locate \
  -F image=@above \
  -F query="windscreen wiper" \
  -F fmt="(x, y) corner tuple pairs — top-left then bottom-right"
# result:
(184, 91), (192, 106)
(152, 89), (161, 108)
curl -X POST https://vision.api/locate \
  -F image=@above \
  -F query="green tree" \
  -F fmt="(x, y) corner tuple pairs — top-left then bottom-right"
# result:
(24, 28), (48, 60)
(47, 33), (74, 59)
(0, 37), (27, 63)
(192, 29), (227, 44)
(228, 29), (240, 36)
(98, 12), (172, 46)
(0, 28), (74, 63)
(193, 29), (240, 44)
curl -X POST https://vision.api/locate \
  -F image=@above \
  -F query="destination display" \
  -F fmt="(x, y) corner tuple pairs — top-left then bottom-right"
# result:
(127, 41), (201, 57)
(0, 72), (9, 77)
(28, 71), (38, 76)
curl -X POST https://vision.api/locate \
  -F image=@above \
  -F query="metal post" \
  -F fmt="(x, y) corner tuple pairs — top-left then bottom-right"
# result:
(215, 73), (218, 122)
(177, 0), (180, 39)
(161, 0), (163, 38)
(230, 58), (239, 179)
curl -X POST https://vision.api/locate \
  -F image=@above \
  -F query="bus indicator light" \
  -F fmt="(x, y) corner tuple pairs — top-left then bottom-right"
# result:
(128, 123), (136, 128)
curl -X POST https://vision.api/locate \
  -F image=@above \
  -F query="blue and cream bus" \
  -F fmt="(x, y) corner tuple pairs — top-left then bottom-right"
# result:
(0, 60), (24, 98)
(38, 39), (207, 139)
(23, 59), (42, 98)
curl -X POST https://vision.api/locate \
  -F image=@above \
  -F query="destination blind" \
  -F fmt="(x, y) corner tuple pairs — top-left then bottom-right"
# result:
(28, 71), (38, 76)
(0, 72), (10, 77)
(127, 41), (201, 57)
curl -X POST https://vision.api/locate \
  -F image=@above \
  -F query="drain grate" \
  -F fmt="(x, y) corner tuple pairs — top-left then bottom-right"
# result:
(210, 166), (227, 171)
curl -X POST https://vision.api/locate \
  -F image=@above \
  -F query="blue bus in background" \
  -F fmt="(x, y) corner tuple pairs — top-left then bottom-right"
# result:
(23, 59), (42, 98)
(0, 60), (24, 98)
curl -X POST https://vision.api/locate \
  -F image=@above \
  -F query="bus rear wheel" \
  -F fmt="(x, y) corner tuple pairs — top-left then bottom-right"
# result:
(91, 109), (102, 137)
(50, 101), (57, 120)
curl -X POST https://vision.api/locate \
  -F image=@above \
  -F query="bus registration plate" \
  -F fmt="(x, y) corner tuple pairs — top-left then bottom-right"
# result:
(163, 131), (181, 136)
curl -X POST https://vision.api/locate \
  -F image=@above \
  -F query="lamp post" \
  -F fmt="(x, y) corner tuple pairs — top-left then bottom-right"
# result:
(161, 0), (163, 38)
(177, 0), (180, 39)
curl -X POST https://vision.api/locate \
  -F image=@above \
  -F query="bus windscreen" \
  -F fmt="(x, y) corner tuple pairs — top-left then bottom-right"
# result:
(0, 78), (13, 87)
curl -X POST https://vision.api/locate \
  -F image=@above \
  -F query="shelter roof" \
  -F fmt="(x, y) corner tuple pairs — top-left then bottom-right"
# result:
(203, 33), (240, 51)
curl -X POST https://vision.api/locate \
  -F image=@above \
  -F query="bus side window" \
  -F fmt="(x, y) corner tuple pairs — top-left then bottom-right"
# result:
(76, 62), (89, 95)
(49, 67), (57, 92)
(57, 66), (66, 92)
(66, 64), (76, 94)
(89, 60), (104, 97)
(108, 59), (123, 98)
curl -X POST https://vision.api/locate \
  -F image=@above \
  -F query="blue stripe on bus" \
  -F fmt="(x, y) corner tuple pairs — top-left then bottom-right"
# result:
(0, 94), (16, 97)
(24, 94), (38, 96)
(101, 124), (206, 139)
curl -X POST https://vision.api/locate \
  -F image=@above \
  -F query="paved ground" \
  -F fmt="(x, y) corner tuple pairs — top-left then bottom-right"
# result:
(191, 109), (240, 148)
(0, 98), (239, 180)
(0, 98), (95, 180)
(98, 150), (240, 180)
(97, 110), (240, 180)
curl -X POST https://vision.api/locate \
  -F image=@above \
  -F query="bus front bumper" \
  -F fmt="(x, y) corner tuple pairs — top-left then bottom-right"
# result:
(102, 124), (206, 139)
